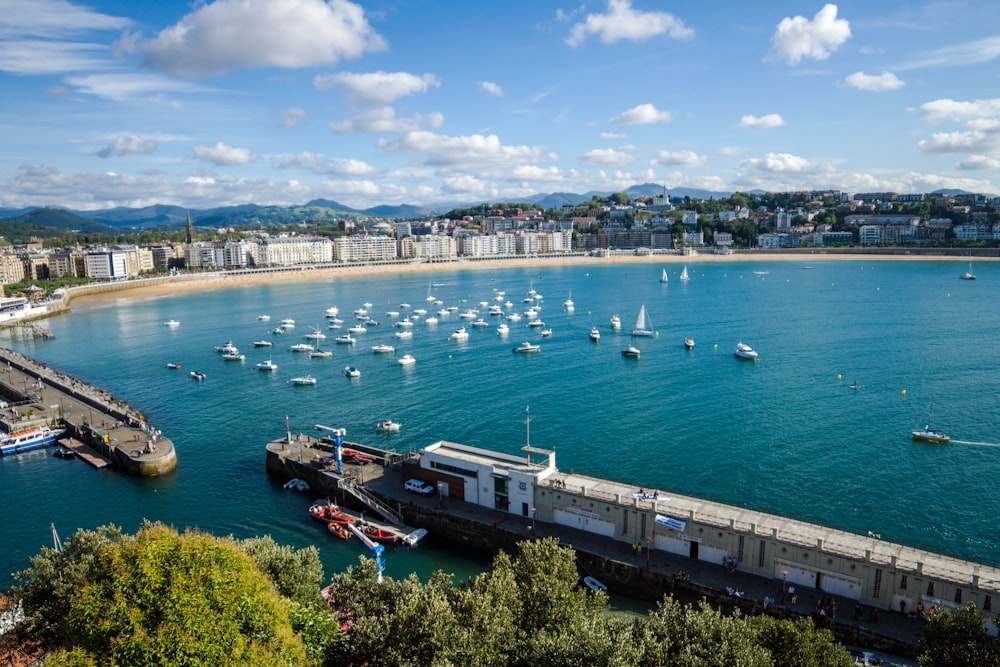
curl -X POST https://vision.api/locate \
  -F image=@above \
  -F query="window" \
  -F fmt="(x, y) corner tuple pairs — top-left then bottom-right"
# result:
(738, 535), (745, 563)
(955, 589), (962, 604)
(927, 581), (935, 597)
(873, 569), (883, 599)
(757, 541), (766, 568)
(900, 575), (908, 591)
(985, 595), (992, 611)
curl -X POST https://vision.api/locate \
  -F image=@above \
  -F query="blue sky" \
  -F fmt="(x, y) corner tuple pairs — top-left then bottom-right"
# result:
(1, 0), (999, 211)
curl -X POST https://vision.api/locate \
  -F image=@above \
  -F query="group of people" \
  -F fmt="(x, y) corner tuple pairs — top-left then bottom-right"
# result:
(634, 488), (659, 500)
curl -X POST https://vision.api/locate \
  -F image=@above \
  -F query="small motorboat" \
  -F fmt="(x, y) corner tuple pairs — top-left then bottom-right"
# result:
(328, 522), (353, 540)
(189, 371), (206, 380)
(512, 341), (540, 354)
(684, 338), (695, 350)
(372, 343), (395, 353)
(396, 354), (415, 366)
(394, 329), (413, 340)
(252, 340), (273, 347)
(290, 343), (314, 353)
(358, 522), (400, 543)
(287, 375), (317, 386)
(256, 359), (278, 372)
(308, 349), (333, 358)
(324, 306), (339, 317)
(734, 342), (759, 360)
(583, 576), (607, 593)
(621, 346), (640, 359)
(343, 366), (361, 378)
(164, 319), (180, 327)
(258, 314), (271, 321)
(589, 327), (600, 342)
(53, 447), (77, 459)
(376, 420), (401, 432)
(609, 314), (621, 331)
(280, 319), (296, 328)
(165, 363), (182, 370)
(335, 334), (356, 345)
(309, 501), (356, 524)
(497, 323), (510, 336)
(449, 327), (469, 342)
(221, 352), (245, 362)
(214, 341), (238, 354)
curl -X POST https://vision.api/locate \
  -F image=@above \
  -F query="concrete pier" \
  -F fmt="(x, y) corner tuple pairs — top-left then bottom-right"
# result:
(0, 348), (177, 476)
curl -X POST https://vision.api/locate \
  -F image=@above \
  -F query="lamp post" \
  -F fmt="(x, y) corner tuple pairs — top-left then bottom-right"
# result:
(781, 570), (789, 605)
(530, 507), (536, 535)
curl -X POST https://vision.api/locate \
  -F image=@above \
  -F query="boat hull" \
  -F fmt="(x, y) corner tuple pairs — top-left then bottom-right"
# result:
(912, 430), (949, 444)
(0, 427), (65, 456)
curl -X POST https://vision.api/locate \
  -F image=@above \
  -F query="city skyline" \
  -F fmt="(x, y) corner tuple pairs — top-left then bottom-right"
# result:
(1, 0), (999, 211)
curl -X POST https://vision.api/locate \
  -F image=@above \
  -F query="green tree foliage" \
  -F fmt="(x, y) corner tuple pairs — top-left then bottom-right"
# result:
(918, 604), (1000, 667)
(236, 535), (324, 606)
(748, 614), (853, 667)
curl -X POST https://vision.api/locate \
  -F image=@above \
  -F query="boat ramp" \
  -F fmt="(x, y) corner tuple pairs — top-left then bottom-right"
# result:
(0, 348), (176, 475)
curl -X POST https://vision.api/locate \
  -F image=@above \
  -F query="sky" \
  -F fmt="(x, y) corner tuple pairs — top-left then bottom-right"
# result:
(1, 0), (999, 212)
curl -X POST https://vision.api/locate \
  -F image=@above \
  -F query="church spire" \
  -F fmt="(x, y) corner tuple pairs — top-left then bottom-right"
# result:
(185, 212), (194, 244)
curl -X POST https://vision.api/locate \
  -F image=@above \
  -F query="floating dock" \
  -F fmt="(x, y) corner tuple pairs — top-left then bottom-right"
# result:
(0, 348), (177, 475)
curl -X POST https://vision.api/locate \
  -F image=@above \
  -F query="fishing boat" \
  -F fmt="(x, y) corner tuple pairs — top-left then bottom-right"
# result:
(256, 359), (278, 372)
(583, 576), (607, 594)
(621, 345), (640, 359)
(630, 304), (654, 337)
(165, 363), (182, 370)
(396, 354), (415, 366)
(287, 375), (317, 386)
(679, 266), (690, 281)
(589, 327), (601, 342)
(372, 343), (395, 353)
(734, 342), (759, 360)
(684, 338), (695, 350)
(308, 349), (333, 358)
(189, 371), (205, 380)
(609, 314), (621, 331)
(512, 341), (540, 354)
(343, 366), (361, 378)
(164, 319), (180, 327)
(913, 399), (949, 443)
(961, 258), (976, 280)
(660, 269), (668, 283)
(0, 425), (66, 456)
(376, 420), (401, 432)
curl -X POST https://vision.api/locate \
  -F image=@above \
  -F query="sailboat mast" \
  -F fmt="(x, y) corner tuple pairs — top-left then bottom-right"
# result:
(525, 406), (531, 464)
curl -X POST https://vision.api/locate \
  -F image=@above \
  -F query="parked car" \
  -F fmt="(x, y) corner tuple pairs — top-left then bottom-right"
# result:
(404, 479), (435, 496)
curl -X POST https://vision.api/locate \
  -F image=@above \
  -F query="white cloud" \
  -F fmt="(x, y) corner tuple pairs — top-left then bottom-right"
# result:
(566, 0), (693, 47)
(580, 148), (633, 167)
(845, 71), (904, 92)
(66, 72), (206, 102)
(918, 131), (997, 155)
(141, 0), (385, 78)
(0, 40), (111, 75)
(96, 135), (157, 158)
(314, 71), (440, 105)
(897, 35), (1000, 71)
(381, 131), (544, 169)
(957, 155), (1000, 170)
(274, 107), (307, 128)
(600, 132), (626, 140)
(920, 98), (1000, 122)
(0, 0), (129, 39)
(739, 113), (785, 129)
(272, 152), (378, 177)
(610, 103), (672, 126)
(330, 107), (443, 135)
(192, 142), (252, 166)
(768, 4), (850, 66)
(718, 146), (741, 157)
(653, 150), (707, 168)
(478, 81), (504, 97)
(509, 165), (565, 182)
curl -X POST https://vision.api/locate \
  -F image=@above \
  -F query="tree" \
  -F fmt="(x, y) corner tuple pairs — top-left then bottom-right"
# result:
(918, 604), (1000, 667)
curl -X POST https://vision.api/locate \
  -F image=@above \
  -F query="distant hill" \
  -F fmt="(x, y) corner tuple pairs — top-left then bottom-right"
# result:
(79, 204), (190, 228)
(305, 198), (359, 212)
(0, 207), (37, 220)
(0, 207), (118, 242)
(364, 204), (436, 218)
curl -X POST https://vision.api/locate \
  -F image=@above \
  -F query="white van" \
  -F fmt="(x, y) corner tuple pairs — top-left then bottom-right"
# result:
(404, 479), (435, 495)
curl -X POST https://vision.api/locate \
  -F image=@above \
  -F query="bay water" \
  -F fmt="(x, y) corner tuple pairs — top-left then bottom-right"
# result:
(2, 259), (998, 588)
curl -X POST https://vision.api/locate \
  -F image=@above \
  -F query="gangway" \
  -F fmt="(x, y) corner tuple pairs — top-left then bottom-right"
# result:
(339, 475), (404, 526)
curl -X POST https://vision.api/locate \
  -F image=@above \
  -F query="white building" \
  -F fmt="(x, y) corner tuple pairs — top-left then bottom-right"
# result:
(85, 249), (129, 280)
(263, 236), (333, 265)
(413, 234), (456, 260)
(332, 235), (397, 262)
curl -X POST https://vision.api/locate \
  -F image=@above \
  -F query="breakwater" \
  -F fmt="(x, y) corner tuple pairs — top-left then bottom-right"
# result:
(0, 348), (176, 476)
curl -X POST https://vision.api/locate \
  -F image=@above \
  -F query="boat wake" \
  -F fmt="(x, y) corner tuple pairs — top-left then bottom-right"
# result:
(950, 440), (1000, 448)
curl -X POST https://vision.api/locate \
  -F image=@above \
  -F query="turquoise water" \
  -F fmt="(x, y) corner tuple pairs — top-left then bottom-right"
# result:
(3, 259), (999, 588)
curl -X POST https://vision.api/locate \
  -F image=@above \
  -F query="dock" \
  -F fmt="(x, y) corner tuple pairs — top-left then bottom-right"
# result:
(0, 348), (177, 475)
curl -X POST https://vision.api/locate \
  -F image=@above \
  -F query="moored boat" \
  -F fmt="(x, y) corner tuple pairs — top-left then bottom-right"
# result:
(684, 338), (695, 350)
(287, 375), (317, 385)
(512, 341), (540, 354)
(357, 522), (400, 543)
(622, 345), (640, 358)
(189, 370), (206, 380)
(734, 342), (759, 360)
(589, 327), (601, 342)
(221, 352), (245, 362)
(343, 366), (361, 378)
(610, 314), (621, 331)
(396, 354), (415, 366)
(335, 334), (356, 345)
(912, 426), (950, 444)
(372, 343), (395, 353)
(165, 363), (182, 370)
(376, 420), (401, 432)
(630, 305), (654, 337)
(308, 348), (333, 358)
(0, 425), (66, 456)
(310, 501), (357, 524)
(256, 359), (278, 371)
(448, 327), (469, 341)
(164, 319), (180, 327)
(252, 340), (273, 347)
(584, 576), (607, 593)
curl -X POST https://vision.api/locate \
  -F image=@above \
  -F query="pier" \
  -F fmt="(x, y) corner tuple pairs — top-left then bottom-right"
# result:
(0, 348), (177, 476)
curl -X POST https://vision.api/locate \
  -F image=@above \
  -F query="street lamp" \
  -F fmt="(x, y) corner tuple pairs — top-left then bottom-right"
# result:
(530, 507), (536, 535)
(781, 570), (789, 605)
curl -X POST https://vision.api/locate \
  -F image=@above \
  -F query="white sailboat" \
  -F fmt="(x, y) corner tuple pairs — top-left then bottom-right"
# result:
(660, 269), (668, 283)
(630, 304), (655, 337)
(679, 266), (690, 281)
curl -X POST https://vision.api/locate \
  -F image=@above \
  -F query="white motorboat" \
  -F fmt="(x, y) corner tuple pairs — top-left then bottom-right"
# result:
(496, 323), (510, 336)
(394, 329), (413, 340)
(630, 305), (654, 337)
(424, 316), (439, 325)
(258, 314), (271, 321)
(488, 305), (504, 316)
(347, 324), (368, 334)
(189, 370), (206, 380)
(449, 327), (469, 341)
(563, 291), (574, 311)
(459, 309), (478, 320)
(385, 311), (400, 318)
(165, 319), (180, 327)
(214, 341), (238, 354)
(363, 302), (372, 308)
(222, 352), (245, 362)
(304, 328), (326, 340)
(437, 308), (450, 317)
(622, 345), (640, 358)
(280, 319), (296, 328)
(396, 354), (415, 366)
(343, 366), (361, 378)
(270, 327), (285, 335)
(395, 317), (414, 328)
(734, 342), (759, 360)
(376, 420), (401, 432)
(256, 359), (278, 371)
(610, 314), (621, 331)
(528, 319), (546, 328)
(506, 312), (522, 322)
(252, 340), (273, 347)
(308, 349), (333, 358)
(324, 306), (339, 317)
(540, 328), (552, 337)
(512, 341), (540, 354)
(335, 334), (356, 345)
(288, 375), (317, 386)
(590, 327), (601, 342)
(400, 303), (411, 309)
(372, 343), (395, 353)
(290, 343), (314, 352)
(684, 338), (695, 350)
(470, 318), (489, 328)
(446, 305), (458, 312)
(412, 308), (426, 316)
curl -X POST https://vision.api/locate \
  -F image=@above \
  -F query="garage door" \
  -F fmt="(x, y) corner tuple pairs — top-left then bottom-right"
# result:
(774, 563), (817, 589)
(698, 545), (729, 566)
(553, 509), (615, 537)
(655, 534), (689, 556)
(819, 572), (863, 600)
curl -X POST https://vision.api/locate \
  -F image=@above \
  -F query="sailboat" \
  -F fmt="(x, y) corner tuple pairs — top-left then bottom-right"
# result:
(630, 304), (655, 337)
(563, 291), (574, 311)
(660, 269), (668, 283)
(425, 281), (435, 302)
(961, 257), (976, 281)
(912, 398), (949, 443)
(679, 266), (690, 281)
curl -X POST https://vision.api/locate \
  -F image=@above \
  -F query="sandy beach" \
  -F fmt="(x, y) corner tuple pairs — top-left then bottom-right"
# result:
(68, 250), (980, 305)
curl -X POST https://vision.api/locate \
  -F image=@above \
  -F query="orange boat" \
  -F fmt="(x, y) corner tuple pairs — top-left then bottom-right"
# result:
(308, 501), (357, 525)
(328, 522), (353, 539)
(358, 523), (399, 544)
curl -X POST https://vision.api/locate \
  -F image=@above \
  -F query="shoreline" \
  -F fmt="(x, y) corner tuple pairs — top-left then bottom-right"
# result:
(68, 251), (987, 305)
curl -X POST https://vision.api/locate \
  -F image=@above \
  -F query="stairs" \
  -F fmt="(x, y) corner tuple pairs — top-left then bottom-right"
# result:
(339, 475), (403, 526)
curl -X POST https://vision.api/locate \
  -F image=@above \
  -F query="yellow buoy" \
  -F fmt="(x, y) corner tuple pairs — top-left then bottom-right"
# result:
(837, 374), (842, 381)
(902, 389), (906, 396)
(713, 343), (718, 349)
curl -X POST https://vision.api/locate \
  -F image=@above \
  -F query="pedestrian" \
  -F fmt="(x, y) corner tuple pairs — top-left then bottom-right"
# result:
(899, 599), (907, 614)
